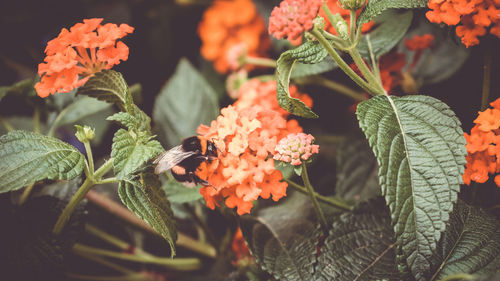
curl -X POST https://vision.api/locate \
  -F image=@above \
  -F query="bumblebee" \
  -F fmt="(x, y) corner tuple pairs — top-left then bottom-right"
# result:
(154, 136), (218, 187)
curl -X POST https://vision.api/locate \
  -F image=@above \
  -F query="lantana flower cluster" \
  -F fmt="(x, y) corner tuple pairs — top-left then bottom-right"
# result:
(426, 0), (500, 47)
(198, 0), (270, 74)
(463, 98), (500, 187)
(274, 133), (319, 166)
(196, 79), (312, 215)
(35, 18), (133, 98)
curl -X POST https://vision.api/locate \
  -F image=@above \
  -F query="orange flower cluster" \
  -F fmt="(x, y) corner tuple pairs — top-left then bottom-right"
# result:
(319, 0), (374, 37)
(463, 98), (500, 187)
(231, 228), (251, 262)
(405, 34), (435, 51)
(35, 18), (133, 98)
(198, 0), (270, 74)
(426, 0), (500, 47)
(196, 79), (311, 214)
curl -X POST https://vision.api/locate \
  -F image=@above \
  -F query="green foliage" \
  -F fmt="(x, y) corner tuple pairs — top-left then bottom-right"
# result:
(107, 111), (144, 132)
(429, 201), (500, 280)
(0, 131), (85, 193)
(51, 96), (111, 128)
(358, 0), (428, 24)
(276, 40), (326, 118)
(0, 78), (37, 101)
(163, 179), (202, 203)
(335, 133), (380, 203)
(76, 70), (128, 110)
(356, 95), (467, 281)
(357, 10), (413, 59)
(111, 129), (163, 179)
(118, 170), (177, 256)
(153, 58), (219, 147)
(291, 57), (338, 79)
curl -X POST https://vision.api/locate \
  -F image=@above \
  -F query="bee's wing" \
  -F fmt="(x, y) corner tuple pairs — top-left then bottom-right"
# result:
(153, 145), (197, 175)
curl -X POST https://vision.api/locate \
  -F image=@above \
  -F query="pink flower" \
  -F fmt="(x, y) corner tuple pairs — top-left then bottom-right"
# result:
(274, 133), (319, 166)
(268, 0), (323, 42)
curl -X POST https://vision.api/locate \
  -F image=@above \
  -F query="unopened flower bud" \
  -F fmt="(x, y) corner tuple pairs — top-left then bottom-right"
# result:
(75, 125), (95, 142)
(226, 69), (248, 99)
(338, 0), (366, 11)
(335, 19), (349, 40)
(313, 16), (325, 30)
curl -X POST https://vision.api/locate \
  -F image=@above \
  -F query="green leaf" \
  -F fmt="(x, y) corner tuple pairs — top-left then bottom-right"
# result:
(356, 95), (467, 281)
(0, 78), (37, 101)
(240, 194), (320, 281)
(163, 179), (202, 203)
(290, 57), (338, 79)
(118, 170), (177, 256)
(153, 58), (218, 147)
(0, 131), (85, 193)
(429, 201), (500, 281)
(111, 129), (164, 179)
(76, 70), (128, 110)
(357, 10), (413, 59)
(52, 96), (112, 128)
(358, 0), (427, 25)
(107, 111), (144, 132)
(316, 199), (400, 281)
(0, 116), (47, 136)
(335, 133), (380, 203)
(276, 41), (325, 118)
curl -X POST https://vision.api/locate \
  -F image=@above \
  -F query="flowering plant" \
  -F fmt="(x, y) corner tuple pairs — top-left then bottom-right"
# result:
(0, 0), (499, 280)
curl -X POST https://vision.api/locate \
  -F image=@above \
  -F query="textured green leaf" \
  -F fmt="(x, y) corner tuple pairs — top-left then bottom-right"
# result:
(358, 0), (427, 24)
(356, 95), (467, 281)
(118, 171), (177, 256)
(276, 40), (325, 118)
(240, 194), (320, 281)
(126, 103), (152, 133)
(52, 96), (111, 128)
(429, 201), (500, 281)
(111, 129), (163, 179)
(76, 70), (128, 110)
(163, 179), (202, 203)
(316, 199), (399, 281)
(0, 131), (85, 193)
(153, 58), (218, 147)
(335, 133), (380, 203)
(357, 10), (413, 59)
(107, 111), (143, 131)
(290, 57), (338, 79)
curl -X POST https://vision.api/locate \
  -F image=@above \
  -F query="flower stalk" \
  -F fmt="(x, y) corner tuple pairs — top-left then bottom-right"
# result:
(301, 162), (329, 234)
(284, 178), (352, 211)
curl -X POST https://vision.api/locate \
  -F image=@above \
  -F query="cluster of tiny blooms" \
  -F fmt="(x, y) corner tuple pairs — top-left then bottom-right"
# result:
(198, 0), (270, 74)
(274, 133), (319, 166)
(463, 98), (500, 187)
(268, 0), (323, 43)
(318, 0), (374, 39)
(426, 0), (500, 47)
(404, 34), (435, 51)
(35, 18), (133, 98)
(195, 80), (311, 215)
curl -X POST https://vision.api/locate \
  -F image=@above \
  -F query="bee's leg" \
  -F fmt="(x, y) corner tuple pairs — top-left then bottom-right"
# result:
(190, 172), (210, 186)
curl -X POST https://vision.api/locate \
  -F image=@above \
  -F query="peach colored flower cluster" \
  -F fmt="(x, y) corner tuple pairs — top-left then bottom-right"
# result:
(196, 79), (312, 215)
(35, 18), (133, 98)
(268, 0), (323, 43)
(426, 0), (500, 47)
(463, 98), (500, 187)
(274, 133), (319, 166)
(198, 0), (270, 74)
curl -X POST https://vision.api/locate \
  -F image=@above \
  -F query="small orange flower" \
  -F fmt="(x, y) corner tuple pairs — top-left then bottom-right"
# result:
(198, 0), (270, 74)
(196, 80), (311, 215)
(35, 18), (133, 98)
(426, 0), (500, 47)
(319, 0), (375, 38)
(463, 98), (500, 187)
(231, 228), (251, 263)
(405, 34), (435, 51)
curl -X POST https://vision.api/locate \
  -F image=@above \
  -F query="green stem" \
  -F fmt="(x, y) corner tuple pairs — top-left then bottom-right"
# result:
(301, 163), (329, 233)
(84, 141), (95, 175)
(33, 106), (41, 134)
(295, 75), (366, 101)
(349, 10), (356, 42)
(365, 34), (381, 83)
(437, 273), (476, 281)
(0, 117), (14, 132)
(73, 243), (202, 271)
(321, 2), (336, 30)
(97, 177), (119, 184)
(481, 43), (491, 110)
(85, 224), (130, 250)
(53, 159), (114, 235)
(348, 48), (385, 95)
(245, 56), (276, 68)
(66, 273), (145, 281)
(47, 105), (72, 137)
(308, 28), (378, 95)
(284, 178), (352, 211)
(18, 183), (36, 205)
(73, 252), (137, 275)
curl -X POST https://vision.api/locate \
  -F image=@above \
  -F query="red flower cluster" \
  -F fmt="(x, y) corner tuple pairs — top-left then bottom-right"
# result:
(463, 98), (500, 187)
(196, 79), (311, 215)
(268, 0), (323, 43)
(35, 18), (133, 98)
(405, 34), (435, 51)
(426, 0), (500, 47)
(198, 0), (270, 74)
(231, 228), (251, 262)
